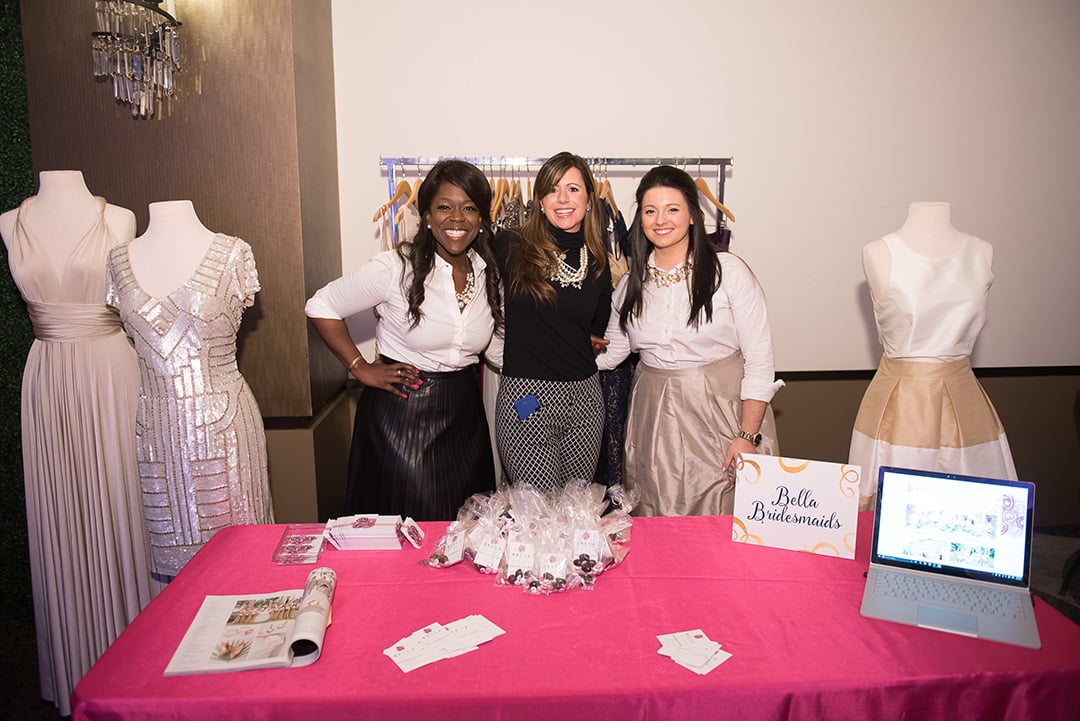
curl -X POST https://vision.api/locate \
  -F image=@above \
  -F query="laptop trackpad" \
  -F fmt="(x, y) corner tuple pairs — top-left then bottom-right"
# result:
(917, 605), (978, 637)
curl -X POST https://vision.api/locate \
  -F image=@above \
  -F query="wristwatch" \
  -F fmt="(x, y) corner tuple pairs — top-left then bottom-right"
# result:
(737, 430), (762, 447)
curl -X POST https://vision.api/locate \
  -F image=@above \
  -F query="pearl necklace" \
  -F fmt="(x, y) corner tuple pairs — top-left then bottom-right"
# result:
(550, 245), (588, 289)
(647, 260), (693, 287)
(455, 268), (476, 311)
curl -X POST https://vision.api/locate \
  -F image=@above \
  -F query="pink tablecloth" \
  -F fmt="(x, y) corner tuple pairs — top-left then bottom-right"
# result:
(72, 513), (1080, 721)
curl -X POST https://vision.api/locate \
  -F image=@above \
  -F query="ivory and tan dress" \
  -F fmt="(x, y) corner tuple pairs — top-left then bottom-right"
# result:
(7, 197), (154, 717)
(849, 233), (1017, 508)
(106, 233), (273, 577)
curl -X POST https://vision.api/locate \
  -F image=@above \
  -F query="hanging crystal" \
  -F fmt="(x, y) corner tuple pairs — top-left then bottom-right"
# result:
(92, 0), (182, 119)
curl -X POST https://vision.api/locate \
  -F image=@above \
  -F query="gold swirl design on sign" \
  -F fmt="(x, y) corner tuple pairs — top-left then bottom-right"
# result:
(843, 533), (856, 555)
(779, 457), (811, 473)
(838, 464), (860, 498)
(736, 456), (762, 484)
(804, 542), (840, 556)
(731, 517), (763, 545)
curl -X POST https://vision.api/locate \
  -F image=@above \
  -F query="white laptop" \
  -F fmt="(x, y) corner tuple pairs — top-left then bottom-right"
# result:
(859, 466), (1041, 649)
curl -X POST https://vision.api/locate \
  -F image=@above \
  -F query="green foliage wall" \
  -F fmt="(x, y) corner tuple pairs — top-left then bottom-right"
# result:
(0, 0), (36, 627)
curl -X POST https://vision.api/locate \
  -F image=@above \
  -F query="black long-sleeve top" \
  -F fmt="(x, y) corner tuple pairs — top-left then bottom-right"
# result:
(496, 226), (611, 381)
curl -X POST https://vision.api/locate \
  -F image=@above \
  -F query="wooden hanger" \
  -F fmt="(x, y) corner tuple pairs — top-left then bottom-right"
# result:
(490, 177), (510, 222)
(395, 178), (423, 224)
(372, 180), (413, 222)
(694, 177), (735, 223)
(598, 178), (619, 216)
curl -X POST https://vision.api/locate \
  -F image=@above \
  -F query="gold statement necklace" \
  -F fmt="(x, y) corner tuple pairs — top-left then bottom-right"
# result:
(647, 259), (693, 287)
(551, 245), (588, 289)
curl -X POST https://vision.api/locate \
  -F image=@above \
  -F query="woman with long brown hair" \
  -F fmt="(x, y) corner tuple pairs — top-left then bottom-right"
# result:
(492, 151), (611, 490)
(597, 165), (782, 516)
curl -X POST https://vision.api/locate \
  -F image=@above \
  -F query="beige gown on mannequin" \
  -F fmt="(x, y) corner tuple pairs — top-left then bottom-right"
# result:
(849, 201), (1017, 510)
(0, 170), (154, 717)
(105, 200), (273, 577)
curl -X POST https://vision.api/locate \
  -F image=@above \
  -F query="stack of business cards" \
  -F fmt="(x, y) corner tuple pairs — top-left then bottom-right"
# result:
(656, 629), (733, 674)
(324, 514), (402, 550)
(384, 615), (505, 672)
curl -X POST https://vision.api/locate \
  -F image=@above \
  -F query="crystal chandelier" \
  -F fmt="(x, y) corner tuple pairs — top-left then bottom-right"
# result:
(91, 0), (182, 118)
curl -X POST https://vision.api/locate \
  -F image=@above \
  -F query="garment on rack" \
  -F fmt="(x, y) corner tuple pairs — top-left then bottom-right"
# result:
(496, 194), (525, 231)
(106, 234), (274, 577)
(849, 233), (1017, 508)
(595, 201), (634, 487)
(378, 210), (394, 252)
(6, 197), (154, 716)
(398, 205), (421, 244)
(707, 222), (731, 251)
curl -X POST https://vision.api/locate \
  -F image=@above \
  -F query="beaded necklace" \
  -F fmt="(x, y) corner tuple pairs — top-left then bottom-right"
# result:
(550, 245), (588, 289)
(455, 268), (476, 311)
(647, 260), (693, 287)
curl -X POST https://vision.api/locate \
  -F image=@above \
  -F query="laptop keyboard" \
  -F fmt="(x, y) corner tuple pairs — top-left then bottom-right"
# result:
(873, 570), (1026, 619)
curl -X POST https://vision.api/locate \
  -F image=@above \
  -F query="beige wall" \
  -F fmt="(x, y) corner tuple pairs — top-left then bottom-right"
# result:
(332, 1), (1080, 371)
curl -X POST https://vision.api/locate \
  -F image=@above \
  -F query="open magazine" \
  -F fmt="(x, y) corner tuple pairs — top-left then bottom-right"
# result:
(165, 567), (336, 676)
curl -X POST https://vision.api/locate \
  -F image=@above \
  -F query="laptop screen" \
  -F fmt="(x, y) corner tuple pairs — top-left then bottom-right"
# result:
(871, 466), (1035, 587)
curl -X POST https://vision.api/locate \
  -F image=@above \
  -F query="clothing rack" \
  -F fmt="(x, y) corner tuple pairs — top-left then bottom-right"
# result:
(379, 156), (733, 244)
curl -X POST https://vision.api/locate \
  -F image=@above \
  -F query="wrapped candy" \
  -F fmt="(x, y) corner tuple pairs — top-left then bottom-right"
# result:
(423, 481), (638, 595)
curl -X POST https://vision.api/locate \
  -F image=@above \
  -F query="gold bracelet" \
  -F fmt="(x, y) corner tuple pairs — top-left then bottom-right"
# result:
(347, 355), (364, 371)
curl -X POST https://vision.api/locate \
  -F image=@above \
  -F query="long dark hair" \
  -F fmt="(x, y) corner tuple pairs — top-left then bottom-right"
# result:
(507, 151), (607, 305)
(395, 159), (503, 332)
(618, 165), (721, 330)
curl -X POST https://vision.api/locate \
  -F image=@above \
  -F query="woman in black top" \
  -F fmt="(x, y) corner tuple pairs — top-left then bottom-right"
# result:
(493, 151), (611, 490)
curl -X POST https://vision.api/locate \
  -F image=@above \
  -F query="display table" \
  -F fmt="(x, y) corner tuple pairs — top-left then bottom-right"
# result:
(72, 513), (1080, 721)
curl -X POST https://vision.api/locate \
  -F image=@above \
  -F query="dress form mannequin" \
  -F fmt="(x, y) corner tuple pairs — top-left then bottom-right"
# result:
(862, 201), (992, 303)
(850, 201), (1016, 510)
(1, 171), (153, 717)
(0, 170), (135, 258)
(106, 207), (273, 578)
(128, 200), (216, 298)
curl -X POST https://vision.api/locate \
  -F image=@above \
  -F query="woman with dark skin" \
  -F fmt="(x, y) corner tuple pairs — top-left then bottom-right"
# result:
(306, 160), (502, 520)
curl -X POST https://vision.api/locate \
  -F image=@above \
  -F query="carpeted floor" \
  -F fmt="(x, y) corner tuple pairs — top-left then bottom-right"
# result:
(6, 529), (1079, 721)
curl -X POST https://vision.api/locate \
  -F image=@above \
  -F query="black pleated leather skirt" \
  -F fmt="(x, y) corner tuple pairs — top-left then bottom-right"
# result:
(345, 362), (496, 521)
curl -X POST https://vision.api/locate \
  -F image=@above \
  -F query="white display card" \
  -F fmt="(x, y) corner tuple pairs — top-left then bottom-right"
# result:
(731, 453), (860, 559)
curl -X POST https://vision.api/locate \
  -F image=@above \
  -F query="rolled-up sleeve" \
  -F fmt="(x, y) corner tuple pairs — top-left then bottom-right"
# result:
(724, 255), (783, 402)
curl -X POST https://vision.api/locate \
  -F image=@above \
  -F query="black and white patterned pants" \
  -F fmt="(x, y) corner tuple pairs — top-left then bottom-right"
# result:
(495, 373), (604, 491)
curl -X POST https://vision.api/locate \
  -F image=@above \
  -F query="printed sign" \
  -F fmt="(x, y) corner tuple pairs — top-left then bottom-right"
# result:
(731, 454), (860, 559)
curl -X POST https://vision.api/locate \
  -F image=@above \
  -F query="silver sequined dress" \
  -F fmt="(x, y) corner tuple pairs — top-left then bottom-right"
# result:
(106, 233), (273, 576)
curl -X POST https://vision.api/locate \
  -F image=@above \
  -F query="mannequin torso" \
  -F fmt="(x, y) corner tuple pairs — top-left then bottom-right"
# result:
(127, 200), (218, 298)
(863, 201), (993, 302)
(0, 171), (135, 273)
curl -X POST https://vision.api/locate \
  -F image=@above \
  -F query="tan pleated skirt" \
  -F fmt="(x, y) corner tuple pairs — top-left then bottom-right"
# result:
(850, 356), (1017, 510)
(625, 353), (778, 517)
